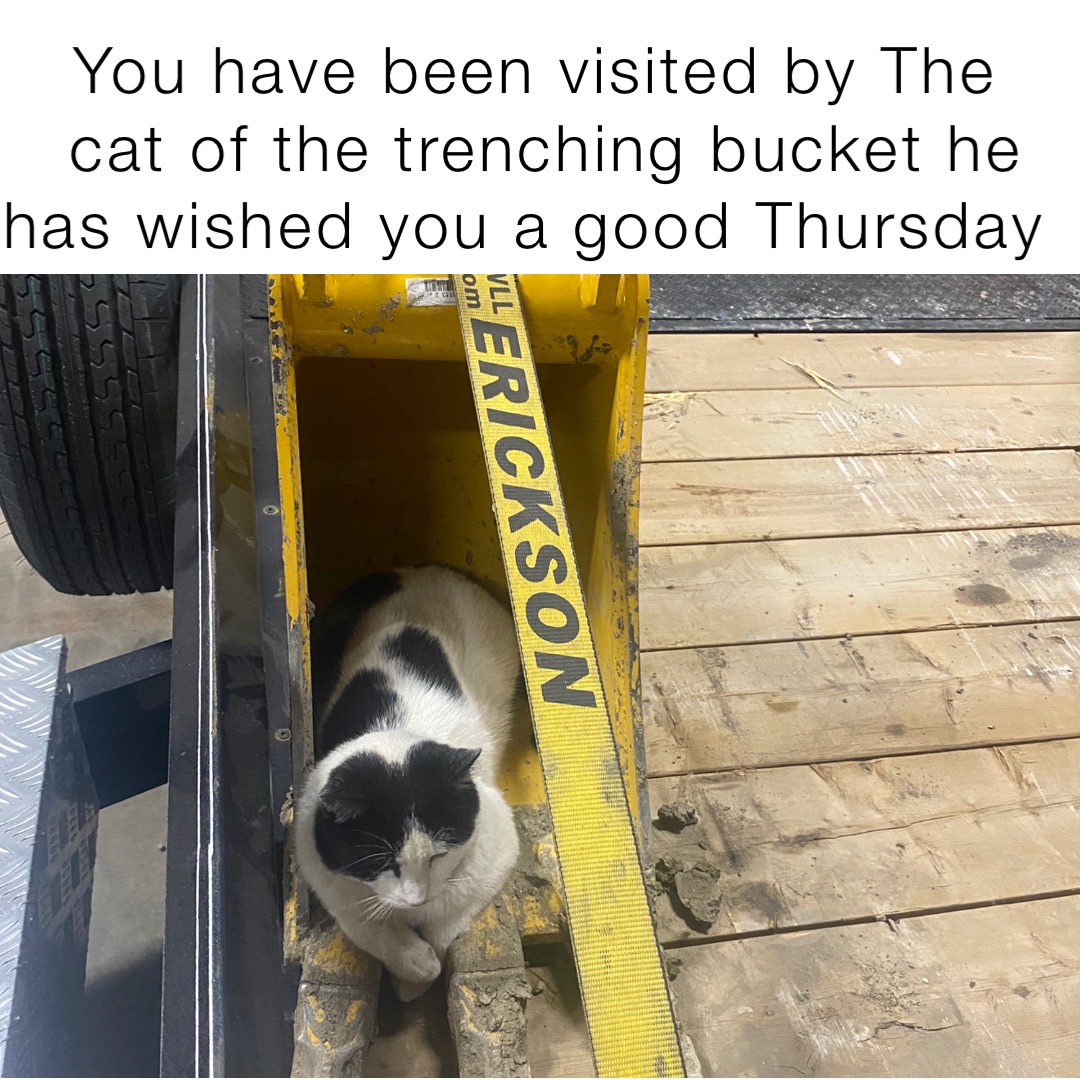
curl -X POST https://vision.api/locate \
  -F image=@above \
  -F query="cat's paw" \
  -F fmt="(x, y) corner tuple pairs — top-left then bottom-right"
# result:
(391, 974), (437, 1002)
(394, 939), (442, 985)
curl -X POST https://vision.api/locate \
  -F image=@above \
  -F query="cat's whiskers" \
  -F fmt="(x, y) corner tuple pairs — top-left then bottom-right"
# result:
(350, 893), (396, 921)
(371, 897), (399, 922)
(346, 830), (396, 853)
(338, 851), (394, 872)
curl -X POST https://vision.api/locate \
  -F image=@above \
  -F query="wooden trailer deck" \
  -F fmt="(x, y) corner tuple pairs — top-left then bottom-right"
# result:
(369, 329), (1080, 1078)
(637, 330), (1080, 1078)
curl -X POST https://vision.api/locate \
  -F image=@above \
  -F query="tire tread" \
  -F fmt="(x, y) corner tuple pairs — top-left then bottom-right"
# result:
(0, 274), (179, 594)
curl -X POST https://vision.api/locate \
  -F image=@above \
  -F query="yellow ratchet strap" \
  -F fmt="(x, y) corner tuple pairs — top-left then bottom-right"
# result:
(452, 274), (684, 1078)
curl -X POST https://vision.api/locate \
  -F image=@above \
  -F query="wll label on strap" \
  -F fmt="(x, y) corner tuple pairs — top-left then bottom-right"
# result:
(452, 274), (684, 1079)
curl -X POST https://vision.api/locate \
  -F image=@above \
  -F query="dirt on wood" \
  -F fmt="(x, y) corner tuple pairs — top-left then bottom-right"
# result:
(655, 856), (722, 931)
(655, 800), (699, 832)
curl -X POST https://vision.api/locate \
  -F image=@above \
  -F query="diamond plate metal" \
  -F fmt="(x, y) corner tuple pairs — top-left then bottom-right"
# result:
(0, 636), (98, 1077)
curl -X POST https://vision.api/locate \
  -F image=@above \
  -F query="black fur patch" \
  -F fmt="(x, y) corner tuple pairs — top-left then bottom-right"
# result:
(315, 740), (482, 880)
(310, 572), (402, 719)
(318, 669), (399, 758)
(385, 625), (462, 697)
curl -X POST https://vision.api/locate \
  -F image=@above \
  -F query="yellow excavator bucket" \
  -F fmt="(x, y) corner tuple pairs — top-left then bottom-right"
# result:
(269, 274), (678, 1076)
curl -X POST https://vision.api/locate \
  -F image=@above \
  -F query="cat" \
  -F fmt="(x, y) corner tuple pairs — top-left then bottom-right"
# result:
(295, 565), (522, 1001)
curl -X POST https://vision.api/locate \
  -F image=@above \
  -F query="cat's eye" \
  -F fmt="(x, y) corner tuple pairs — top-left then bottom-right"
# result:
(430, 852), (447, 864)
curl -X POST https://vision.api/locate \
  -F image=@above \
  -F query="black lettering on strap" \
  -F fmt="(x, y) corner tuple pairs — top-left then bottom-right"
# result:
(495, 435), (545, 479)
(486, 407), (536, 429)
(535, 652), (597, 708)
(478, 359), (529, 402)
(526, 592), (580, 644)
(502, 484), (559, 534)
(472, 320), (523, 360)
(515, 541), (568, 585)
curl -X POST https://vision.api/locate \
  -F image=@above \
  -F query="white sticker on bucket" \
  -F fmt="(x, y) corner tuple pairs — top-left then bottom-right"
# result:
(405, 277), (457, 307)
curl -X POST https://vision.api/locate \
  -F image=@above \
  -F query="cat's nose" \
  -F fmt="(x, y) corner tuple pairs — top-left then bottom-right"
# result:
(405, 895), (426, 907)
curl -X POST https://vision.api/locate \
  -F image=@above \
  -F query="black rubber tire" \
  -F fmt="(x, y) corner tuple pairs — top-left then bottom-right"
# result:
(0, 274), (181, 595)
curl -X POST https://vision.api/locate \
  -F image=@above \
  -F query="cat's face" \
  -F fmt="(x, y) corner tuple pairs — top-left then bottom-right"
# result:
(314, 740), (482, 911)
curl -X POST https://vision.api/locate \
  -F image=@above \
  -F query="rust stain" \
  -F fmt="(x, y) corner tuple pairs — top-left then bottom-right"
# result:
(312, 933), (369, 980)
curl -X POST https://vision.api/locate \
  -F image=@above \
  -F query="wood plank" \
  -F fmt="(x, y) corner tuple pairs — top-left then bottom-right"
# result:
(639, 525), (1080, 650)
(640, 449), (1080, 545)
(523, 960), (707, 1078)
(364, 983), (458, 1077)
(643, 622), (1080, 775)
(641, 385), (1080, 462)
(645, 331), (1080, 392)
(648, 739), (1080, 943)
(525, 963), (595, 1079)
(673, 895), (1080, 1077)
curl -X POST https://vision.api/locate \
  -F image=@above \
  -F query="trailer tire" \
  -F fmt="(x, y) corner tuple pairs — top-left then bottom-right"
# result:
(0, 274), (181, 595)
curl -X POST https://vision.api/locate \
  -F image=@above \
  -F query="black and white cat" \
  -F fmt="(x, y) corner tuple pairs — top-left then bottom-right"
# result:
(295, 566), (521, 1000)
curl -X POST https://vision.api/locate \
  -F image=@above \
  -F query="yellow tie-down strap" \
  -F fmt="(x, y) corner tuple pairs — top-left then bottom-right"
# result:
(452, 275), (685, 1078)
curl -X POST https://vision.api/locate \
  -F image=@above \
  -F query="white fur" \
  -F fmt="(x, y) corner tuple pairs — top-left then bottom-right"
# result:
(295, 567), (521, 999)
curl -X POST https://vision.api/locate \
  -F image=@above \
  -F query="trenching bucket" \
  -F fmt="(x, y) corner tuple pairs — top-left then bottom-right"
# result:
(267, 274), (673, 1076)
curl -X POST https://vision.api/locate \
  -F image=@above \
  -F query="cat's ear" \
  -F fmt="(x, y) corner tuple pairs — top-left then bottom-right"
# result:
(448, 746), (482, 778)
(320, 781), (368, 824)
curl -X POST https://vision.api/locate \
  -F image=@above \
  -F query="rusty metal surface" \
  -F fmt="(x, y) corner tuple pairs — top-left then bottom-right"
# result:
(290, 919), (381, 1079)
(447, 893), (532, 1078)
(286, 802), (380, 1078)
